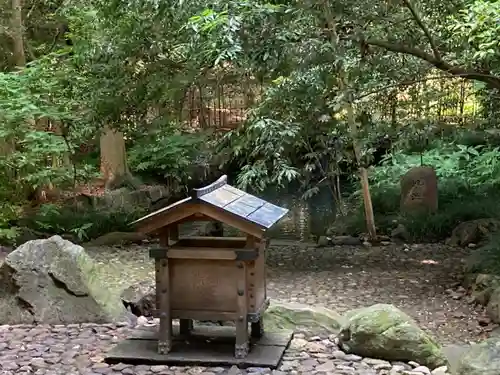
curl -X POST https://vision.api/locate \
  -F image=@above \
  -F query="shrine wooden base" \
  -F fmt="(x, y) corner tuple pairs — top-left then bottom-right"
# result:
(105, 323), (293, 369)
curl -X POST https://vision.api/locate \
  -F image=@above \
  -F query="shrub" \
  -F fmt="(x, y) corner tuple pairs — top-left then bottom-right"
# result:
(128, 125), (208, 185)
(20, 203), (146, 243)
(341, 143), (500, 242)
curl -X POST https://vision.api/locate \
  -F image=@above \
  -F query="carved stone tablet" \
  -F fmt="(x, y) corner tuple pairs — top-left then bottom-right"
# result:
(400, 166), (438, 213)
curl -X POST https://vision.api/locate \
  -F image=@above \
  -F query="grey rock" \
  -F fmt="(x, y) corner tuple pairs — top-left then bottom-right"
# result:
(316, 236), (330, 247)
(412, 366), (431, 374)
(338, 304), (447, 369)
(470, 274), (500, 305)
(0, 236), (129, 325)
(455, 338), (500, 375)
(264, 301), (344, 335)
(391, 224), (410, 241)
(431, 366), (448, 374)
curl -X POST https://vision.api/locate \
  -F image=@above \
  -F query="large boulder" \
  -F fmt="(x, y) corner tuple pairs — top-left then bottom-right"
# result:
(338, 304), (447, 369)
(455, 338), (500, 375)
(264, 300), (344, 335)
(0, 235), (130, 324)
(447, 218), (500, 247)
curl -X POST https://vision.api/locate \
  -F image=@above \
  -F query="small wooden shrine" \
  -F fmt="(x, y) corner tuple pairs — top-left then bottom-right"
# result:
(106, 175), (291, 368)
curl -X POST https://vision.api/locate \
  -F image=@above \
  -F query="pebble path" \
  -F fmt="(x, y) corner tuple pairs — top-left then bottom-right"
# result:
(0, 240), (481, 375)
(0, 323), (451, 375)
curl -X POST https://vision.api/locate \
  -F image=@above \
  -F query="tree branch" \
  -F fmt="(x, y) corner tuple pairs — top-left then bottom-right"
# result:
(401, 0), (441, 60)
(364, 38), (500, 89)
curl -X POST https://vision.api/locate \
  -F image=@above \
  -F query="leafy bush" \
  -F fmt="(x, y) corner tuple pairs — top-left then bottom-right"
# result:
(128, 126), (208, 185)
(343, 144), (500, 241)
(0, 60), (98, 244)
(21, 203), (146, 242)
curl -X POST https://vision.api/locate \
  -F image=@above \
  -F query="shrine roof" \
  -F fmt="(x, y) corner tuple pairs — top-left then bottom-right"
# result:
(132, 175), (289, 231)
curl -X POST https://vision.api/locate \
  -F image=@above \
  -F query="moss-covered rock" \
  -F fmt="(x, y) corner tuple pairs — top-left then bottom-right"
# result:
(456, 338), (500, 375)
(338, 304), (447, 369)
(264, 300), (344, 335)
(0, 235), (130, 324)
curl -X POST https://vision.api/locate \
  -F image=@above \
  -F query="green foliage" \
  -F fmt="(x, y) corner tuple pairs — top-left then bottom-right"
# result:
(0, 53), (99, 242)
(3, 0), (500, 245)
(23, 203), (145, 242)
(372, 143), (500, 189)
(128, 127), (207, 185)
(343, 144), (500, 241)
(449, 0), (500, 67)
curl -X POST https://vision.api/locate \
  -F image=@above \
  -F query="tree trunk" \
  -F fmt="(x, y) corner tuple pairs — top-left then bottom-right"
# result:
(346, 102), (377, 240)
(11, 0), (25, 68)
(100, 125), (134, 190)
(0, 0), (24, 179)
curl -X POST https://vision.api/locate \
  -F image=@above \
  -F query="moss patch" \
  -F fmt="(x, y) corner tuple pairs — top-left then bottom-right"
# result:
(264, 300), (344, 335)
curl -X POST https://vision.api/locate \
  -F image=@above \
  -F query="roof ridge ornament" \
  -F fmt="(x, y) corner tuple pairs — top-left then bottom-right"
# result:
(191, 175), (228, 198)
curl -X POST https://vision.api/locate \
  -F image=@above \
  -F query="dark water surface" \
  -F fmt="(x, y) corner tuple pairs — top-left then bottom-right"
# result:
(196, 179), (339, 241)
(255, 185), (337, 241)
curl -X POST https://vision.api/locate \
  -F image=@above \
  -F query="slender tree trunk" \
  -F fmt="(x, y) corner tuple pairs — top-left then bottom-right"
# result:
(100, 125), (133, 190)
(346, 101), (377, 240)
(0, 0), (25, 180)
(11, 0), (25, 68)
(321, 0), (376, 239)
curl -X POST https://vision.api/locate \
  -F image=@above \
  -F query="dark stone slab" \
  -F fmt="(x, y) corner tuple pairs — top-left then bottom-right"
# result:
(105, 326), (293, 369)
(127, 324), (292, 347)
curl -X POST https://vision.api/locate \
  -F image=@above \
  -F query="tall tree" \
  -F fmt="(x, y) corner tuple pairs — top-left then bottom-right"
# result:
(10, 0), (25, 67)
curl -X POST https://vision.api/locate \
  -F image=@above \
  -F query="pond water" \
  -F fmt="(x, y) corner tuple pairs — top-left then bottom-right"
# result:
(255, 185), (337, 241)
(199, 180), (341, 241)
(178, 182), (341, 241)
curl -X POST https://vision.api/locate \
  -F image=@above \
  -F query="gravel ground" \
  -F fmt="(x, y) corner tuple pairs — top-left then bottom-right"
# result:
(0, 323), (451, 375)
(0, 239), (490, 375)
(86, 240), (488, 345)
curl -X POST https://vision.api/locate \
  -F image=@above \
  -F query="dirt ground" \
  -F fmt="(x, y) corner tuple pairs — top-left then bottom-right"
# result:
(80, 239), (490, 346)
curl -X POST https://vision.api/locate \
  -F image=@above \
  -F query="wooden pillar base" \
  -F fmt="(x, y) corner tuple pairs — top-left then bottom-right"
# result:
(157, 256), (172, 355)
(235, 260), (249, 359)
(235, 341), (249, 359)
(158, 340), (171, 354)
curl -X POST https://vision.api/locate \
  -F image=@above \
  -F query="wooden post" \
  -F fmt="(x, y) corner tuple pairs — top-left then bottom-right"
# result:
(235, 260), (249, 358)
(171, 223), (192, 334)
(251, 237), (265, 338)
(157, 231), (172, 354)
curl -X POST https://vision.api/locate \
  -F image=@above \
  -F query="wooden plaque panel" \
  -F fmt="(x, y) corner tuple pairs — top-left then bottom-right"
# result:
(170, 259), (238, 312)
